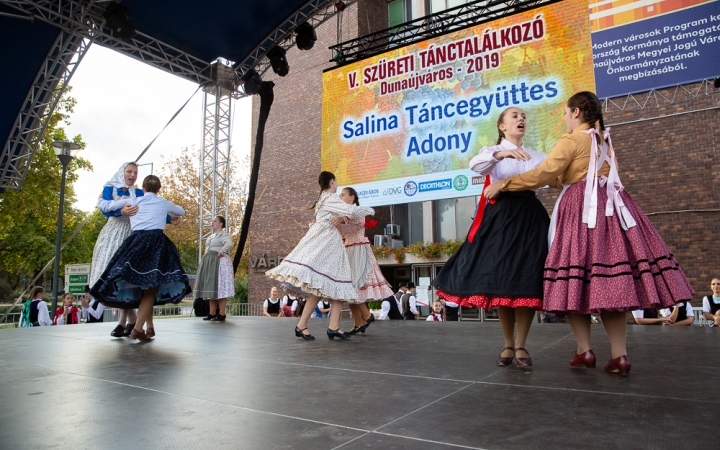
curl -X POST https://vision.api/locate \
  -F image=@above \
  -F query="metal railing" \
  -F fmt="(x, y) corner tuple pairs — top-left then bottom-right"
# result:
(0, 302), (264, 327)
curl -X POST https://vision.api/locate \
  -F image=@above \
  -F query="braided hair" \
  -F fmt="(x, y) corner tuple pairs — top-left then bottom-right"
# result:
(495, 107), (511, 145)
(567, 91), (606, 145)
(306, 171), (336, 210)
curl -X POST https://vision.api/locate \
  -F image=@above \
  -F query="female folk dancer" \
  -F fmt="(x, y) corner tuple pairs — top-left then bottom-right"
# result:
(91, 175), (191, 342)
(91, 162), (141, 337)
(333, 187), (394, 334)
(484, 92), (694, 376)
(195, 215), (235, 321)
(266, 171), (374, 340)
(432, 107), (549, 368)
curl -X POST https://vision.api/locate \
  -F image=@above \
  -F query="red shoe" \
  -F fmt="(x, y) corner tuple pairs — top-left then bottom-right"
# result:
(129, 328), (152, 342)
(496, 347), (515, 366)
(605, 355), (631, 376)
(569, 350), (596, 368)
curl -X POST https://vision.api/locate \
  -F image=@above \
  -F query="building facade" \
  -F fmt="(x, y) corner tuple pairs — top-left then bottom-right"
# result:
(247, 0), (720, 307)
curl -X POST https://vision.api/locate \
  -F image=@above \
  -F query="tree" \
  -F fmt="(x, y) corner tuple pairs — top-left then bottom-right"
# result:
(158, 146), (248, 275)
(0, 89), (97, 298)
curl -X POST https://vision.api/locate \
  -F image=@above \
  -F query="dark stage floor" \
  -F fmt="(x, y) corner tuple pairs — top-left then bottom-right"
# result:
(0, 317), (718, 449)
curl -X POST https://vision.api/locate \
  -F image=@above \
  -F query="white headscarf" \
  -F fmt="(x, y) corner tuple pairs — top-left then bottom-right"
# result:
(105, 162), (138, 198)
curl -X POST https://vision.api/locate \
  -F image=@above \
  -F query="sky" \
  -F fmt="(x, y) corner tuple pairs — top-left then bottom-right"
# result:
(62, 44), (253, 212)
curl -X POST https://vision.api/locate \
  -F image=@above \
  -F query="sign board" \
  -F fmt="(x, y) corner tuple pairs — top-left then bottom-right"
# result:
(322, 0), (595, 207)
(65, 264), (91, 296)
(591, 0), (720, 98)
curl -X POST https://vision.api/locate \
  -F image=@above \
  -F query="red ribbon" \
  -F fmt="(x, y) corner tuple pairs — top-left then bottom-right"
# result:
(467, 176), (496, 243)
(364, 218), (378, 228)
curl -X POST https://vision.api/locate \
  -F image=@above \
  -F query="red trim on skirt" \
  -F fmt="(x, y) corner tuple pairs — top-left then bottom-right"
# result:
(436, 289), (543, 311)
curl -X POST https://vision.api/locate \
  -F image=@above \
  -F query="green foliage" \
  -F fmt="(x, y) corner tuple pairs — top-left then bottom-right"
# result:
(229, 276), (248, 304)
(372, 240), (462, 264)
(0, 89), (97, 299)
(367, 300), (383, 310)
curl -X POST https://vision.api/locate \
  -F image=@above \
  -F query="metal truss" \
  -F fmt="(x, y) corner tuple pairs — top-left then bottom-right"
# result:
(602, 79), (720, 112)
(198, 82), (233, 264)
(0, 31), (89, 190)
(328, 0), (551, 66)
(0, 0), (214, 85)
(233, 0), (358, 96)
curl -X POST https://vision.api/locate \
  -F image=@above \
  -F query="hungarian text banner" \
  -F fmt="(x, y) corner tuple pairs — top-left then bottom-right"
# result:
(591, 0), (720, 98)
(321, 0), (595, 207)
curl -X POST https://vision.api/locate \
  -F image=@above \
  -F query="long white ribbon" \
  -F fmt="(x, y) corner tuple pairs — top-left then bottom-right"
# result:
(582, 128), (636, 230)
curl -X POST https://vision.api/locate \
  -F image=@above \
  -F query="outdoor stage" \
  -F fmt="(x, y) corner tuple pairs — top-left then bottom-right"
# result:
(0, 317), (717, 449)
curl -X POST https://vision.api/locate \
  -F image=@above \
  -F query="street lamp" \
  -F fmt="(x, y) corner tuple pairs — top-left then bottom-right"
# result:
(50, 140), (83, 316)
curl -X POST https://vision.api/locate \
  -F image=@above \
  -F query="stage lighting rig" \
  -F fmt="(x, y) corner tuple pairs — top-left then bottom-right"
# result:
(295, 22), (317, 51)
(241, 69), (263, 95)
(103, 3), (136, 40)
(266, 46), (289, 77)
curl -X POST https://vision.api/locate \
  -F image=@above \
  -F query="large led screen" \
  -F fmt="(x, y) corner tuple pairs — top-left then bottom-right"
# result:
(321, 0), (596, 207)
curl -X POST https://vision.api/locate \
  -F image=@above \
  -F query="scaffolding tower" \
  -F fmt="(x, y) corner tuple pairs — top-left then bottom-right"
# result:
(198, 60), (236, 266)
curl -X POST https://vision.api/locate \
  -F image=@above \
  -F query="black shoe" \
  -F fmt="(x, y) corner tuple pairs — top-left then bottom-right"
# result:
(365, 314), (375, 325)
(211, 315), (226, 321)
(123, 323), (135, 337)
(295, 326), (315, 340)
(203, 314), (216, 321)
(327, 328), (351, 340)
(347, 326), (360, 335)
(110, 324), (125, 337)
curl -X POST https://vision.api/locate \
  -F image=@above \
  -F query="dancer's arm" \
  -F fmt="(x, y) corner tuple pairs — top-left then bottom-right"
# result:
(97, 186), (134, 217)
(166, 201), (185, 217)
(499, 135), (576, 192)
(469, 146), (532, 176)
(323, 195), (374, 219)
(378, 301), (390, 320)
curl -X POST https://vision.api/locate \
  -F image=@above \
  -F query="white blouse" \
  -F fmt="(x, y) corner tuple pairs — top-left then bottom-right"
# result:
(468, 139), (547, 184)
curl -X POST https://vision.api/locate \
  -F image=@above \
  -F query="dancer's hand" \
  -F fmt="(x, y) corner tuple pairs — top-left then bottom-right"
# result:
(170, 216), (181, 225)
(494, 148), (530, 161)
(484, 181), (502, 199)
(120, 204), (139, 216)
(329, 217), (344, 227)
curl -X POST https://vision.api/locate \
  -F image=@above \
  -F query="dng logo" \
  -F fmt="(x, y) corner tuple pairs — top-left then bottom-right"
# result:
(383, 187), (402, 196)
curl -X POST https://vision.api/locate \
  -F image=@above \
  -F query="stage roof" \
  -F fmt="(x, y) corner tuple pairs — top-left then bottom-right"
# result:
(0, 0), (338, 190)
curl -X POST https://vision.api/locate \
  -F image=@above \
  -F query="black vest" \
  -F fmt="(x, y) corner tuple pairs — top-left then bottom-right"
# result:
(707, 294), (720, 314)
(29, 300), (42, 325)
(86, 300), (103, 323)
(445, 304), (459, 321)
(266, 298), (280, 314)
(384, 295), (403, 320)
(401, 293), (415, 320)
(642, 308), (660, 319)
(284, 296), (297, 308)
(674, 301), (688, 322)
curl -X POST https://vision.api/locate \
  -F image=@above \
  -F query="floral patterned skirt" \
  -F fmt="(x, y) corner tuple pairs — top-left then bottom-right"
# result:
(217, 255), (235, 299)
(89, 217), (132, 287)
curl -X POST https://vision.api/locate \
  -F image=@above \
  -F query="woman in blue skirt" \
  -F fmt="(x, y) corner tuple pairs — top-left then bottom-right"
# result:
(90, 175), (191, 342)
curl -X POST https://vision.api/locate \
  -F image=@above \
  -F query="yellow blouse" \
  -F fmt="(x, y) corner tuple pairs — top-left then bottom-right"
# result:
(500, 123), (612, 192)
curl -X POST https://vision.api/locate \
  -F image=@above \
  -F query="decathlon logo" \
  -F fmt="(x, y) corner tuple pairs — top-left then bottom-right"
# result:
(419, 179), (452, 192)
(453, 175), (468, 191)
(383, 187), (402, 196)
(404, 181), (418, 196)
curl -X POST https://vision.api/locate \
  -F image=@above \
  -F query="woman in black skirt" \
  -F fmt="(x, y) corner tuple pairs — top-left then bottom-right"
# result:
(91, 175), (191, 342)
(432, 107), (549, 368)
